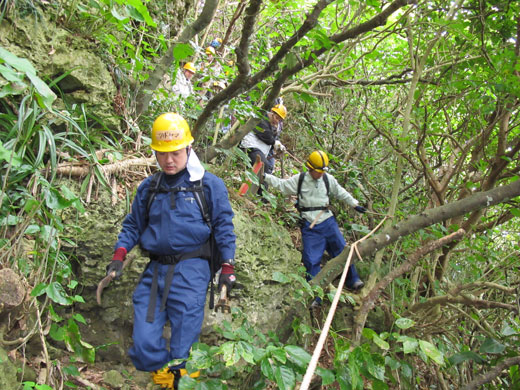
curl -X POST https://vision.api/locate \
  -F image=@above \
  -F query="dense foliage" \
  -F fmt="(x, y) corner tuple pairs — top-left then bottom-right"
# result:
(1, 0), (519, 389)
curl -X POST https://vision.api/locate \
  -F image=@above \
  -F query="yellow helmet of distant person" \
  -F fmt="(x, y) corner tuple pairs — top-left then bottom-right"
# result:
(183, 62), (196, 73)
(151, 113), (194, 152)
(306, 150), (329, 173)
(205, 46), (216, 55)
(271, 104), (287, 120)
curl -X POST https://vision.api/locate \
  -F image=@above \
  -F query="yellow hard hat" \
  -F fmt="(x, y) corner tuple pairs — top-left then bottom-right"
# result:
(213, 80), (226, 89)
(205, 46), (216, 55)
(271, 104), (287, 120)
(306, 150), (329, 173)
(183, 62), (196, 73)
(151, 113), (194, 152)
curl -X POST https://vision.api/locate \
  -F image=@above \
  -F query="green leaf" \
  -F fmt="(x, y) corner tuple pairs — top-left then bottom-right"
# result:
(260, 357), (274, 380)
(0, 141), (22, 166)
(270, 347), (287, 364)
(173, 43), (195, 61)
(119, 0), (156, 27)
(285, 52), (299, 69)
(46, 282), (71, 305)
(298, 92), (315, 104)
(395, 317), (415, 330)
(372, 379), (389, 390)
(398, 336), (418, 354)
(237, 341), (255, 364)
(220, 341), (239, 366)
(271, 271), (291, 283)
(273, 365), (295, 390)
(448, 351), (486, 365)
(419, 340), (444, 365)
(73, 313), (87, 325)
(316, 366), (335, 385)
(479, 337), (506, 354)
(25, 71), (56, 110)
(510, 208), (520, 217)
(285, 345), (311, 368)
(0, 47), (36, 74)
(373, 334), (390, 350)
(31, 283), (47, 297)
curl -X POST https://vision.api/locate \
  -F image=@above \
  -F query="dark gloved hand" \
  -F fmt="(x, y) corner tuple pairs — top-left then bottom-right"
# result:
(106, 260), (123, 279)
(354, 205), (367, 214)
(219, 263), (236, 292)
(106, 247), (127, 279)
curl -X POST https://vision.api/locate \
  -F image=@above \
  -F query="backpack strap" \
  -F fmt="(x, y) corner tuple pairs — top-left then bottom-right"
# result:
(145, 171), (164, 226)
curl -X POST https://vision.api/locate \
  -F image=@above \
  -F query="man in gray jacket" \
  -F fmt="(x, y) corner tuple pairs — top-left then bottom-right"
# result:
(264, 150), (366, 303)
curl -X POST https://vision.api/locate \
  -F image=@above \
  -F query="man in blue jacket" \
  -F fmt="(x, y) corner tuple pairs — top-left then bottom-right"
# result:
(264, 150), (365, 305)
(106, 113), (236, 389)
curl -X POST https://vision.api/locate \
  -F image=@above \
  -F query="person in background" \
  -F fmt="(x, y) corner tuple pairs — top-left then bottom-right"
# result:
(171, 62), (196, 98)
(263, 150), (366, 306)
(240, 103), (287, 170)
(265, 97), (286, 174)
(106, 113), (236, 389)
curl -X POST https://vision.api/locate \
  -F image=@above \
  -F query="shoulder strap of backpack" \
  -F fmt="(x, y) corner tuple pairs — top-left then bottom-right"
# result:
(145, 171), (164, 225)
(323, 172), (330, 198)
(297, 172), (305, 201)
(192, 179), (211, 229)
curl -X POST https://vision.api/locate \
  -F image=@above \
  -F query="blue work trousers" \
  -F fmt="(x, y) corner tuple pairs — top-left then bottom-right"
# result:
(301, 216), (360, 286)
(128, 258), (210, 371)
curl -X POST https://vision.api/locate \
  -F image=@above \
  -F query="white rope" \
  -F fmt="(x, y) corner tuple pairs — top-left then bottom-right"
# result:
(298, 244), (355, 390)
(299, 217), (387, 390)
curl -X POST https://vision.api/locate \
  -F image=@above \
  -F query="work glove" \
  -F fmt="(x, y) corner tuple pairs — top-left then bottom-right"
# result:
(354, 205), (367, 214)
(106, 247), (126, 279)
(219, 263), (236, 292)
(274, 140), (286, 152)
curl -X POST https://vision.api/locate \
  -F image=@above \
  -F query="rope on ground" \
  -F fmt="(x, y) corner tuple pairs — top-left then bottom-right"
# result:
(299, 217), (387, 390)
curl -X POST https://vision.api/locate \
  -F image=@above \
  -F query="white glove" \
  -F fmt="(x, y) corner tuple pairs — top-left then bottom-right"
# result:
(274, 140), (286, 152)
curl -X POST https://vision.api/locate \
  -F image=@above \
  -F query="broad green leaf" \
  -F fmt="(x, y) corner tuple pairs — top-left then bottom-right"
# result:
(448, 351), (486, 365)
(270, 347), (287, 364)
(316, 366), (335, 385)
(510, 208), (520, 217)
(0, 141), (22, 166)
(501, 323), (518, 336)
(395, 317), (415, 330)
(362, 328), (377, 340)
(273, 365), (295, 390)
(46, 282), (71, 305)
(72, 313), (87, 325)
(173, 43), (195, 61)
(119, 0), (156, 27)
(271, 271), (291, 283)
(260, 357), (274, 380)
(479, 337), (506, 354)
(419, 340), (444, 365)
(0, 64), (23, 82)
(24, 224), (40, 234)
(285, 345), (311, 368)
(372, 379), (389, 390)
(31, 283), (48, 297)
(0, 47), (36, 73)
(385, 356), (400, 370)
(398, 336), (418, 354)
(220, 341), (239, 366)
(237, 341), (255, 364)
(373, 334), (390, 350)
(25, 72), (56, 109)
(285, 52), (298, 69)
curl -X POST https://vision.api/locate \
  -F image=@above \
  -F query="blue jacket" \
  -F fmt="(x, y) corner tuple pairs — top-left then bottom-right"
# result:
(115, 169), (236, 261)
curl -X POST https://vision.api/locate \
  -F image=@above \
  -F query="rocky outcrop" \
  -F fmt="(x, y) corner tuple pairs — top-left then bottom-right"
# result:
(0, 9), (118, 128)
